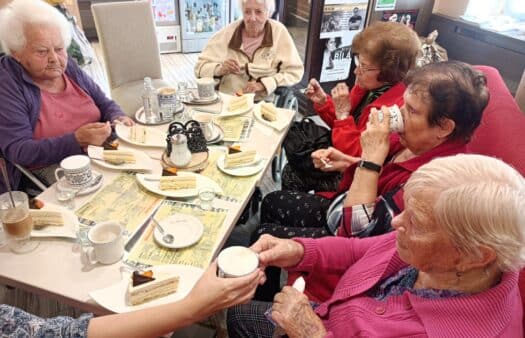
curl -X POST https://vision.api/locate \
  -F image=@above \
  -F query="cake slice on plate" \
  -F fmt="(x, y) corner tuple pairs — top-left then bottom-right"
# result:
(128, 270), (179, 306)
(224, 148), (257, 169)
(260, 102), (277, 122)
(228, 95), (249, 112)
(159, 176), (196, 190)
(30, 210), (64, 229)
(103, 150), (136, 164)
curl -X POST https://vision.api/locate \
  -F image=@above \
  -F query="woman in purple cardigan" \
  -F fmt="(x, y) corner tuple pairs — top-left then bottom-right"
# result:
(228, 154), (525, 337)
(0, 0), (133, 193)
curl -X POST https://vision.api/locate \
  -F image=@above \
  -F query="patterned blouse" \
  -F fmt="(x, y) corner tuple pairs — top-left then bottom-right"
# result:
(0, 304), (92, 337)
(368, 266), (465, 301)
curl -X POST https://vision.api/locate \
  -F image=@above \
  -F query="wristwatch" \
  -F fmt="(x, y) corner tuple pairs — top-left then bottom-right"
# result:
(358, 160), (382, 173)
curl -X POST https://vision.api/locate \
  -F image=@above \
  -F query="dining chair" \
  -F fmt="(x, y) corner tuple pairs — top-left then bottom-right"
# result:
(91, 0), (170, 116)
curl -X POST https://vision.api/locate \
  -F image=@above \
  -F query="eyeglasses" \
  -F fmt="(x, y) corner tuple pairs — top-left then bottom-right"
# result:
(354, 55), (380, 73)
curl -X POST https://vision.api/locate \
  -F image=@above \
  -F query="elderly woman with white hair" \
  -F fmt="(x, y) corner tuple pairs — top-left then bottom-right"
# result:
(228, 153), (525, 337)
(0, 0), (132, 193)
(195, 0), (304, 100)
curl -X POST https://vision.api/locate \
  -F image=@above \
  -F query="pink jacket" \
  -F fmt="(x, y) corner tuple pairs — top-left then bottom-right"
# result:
(290, 233), (523, 337)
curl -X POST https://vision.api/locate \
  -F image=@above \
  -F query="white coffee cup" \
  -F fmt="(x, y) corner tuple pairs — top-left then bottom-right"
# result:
(54, 155), (92, 187)
(377, 105), (404, 133)
(192, 112), (215, 140)
(196, 77), (216, 99)
(84, 221), (125, 265)
(217, 246), (259, 278)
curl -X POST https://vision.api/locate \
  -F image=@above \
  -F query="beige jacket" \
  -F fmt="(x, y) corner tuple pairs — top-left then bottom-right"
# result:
(195, 19), (304, 99)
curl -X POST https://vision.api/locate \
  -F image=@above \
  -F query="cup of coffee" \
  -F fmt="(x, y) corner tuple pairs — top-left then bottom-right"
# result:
(55, 155), (92, 187)
(192, 112), (215, 141)
(217, 246), (259, 278)
(158, 87), (178, 120)
(0, 191), (33, 240)
(196, 77), (216, 99)
(84, 221), (125, 265)
(0, 191), (39, 253)
(377, 105), (404, 133)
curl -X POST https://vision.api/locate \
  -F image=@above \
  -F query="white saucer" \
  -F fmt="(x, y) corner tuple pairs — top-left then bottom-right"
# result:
(58, 171), (103, 196)
(153, 214), (204, 249)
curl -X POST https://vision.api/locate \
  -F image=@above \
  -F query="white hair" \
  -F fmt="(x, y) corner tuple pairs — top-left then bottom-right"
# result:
(404, 154), (525, 272)
(238, 0), (275, 18)
(0, 0), (71, 55)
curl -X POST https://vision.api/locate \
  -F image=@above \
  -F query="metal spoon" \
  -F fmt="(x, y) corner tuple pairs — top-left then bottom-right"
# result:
(0, 158), (15, 207)
(151, 218), (174, 244)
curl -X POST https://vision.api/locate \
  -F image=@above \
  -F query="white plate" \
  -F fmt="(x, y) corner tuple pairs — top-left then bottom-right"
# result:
(89, 264), (204, 313)
(220, 93), (255, 117)
(30, 203), (79, 239)
(136, 172), (223, 198)
(88, 146), (153, 172)
(153, 214), (204, 249)
(253, 103), (289, 132)
(115, 124), (166, 148)
(216, 153), (265, 177)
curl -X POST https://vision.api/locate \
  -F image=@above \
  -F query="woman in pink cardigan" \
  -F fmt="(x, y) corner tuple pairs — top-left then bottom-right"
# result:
(228, 154), (525, 337)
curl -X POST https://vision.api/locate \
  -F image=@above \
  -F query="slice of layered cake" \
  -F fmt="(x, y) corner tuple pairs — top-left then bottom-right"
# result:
(130, 125), (147, 144)
(260, 102), (277, 122)
(30, 210), (64, 229)
(228, 95), (249, 112)
(103, 150), (136, 164)
(224, 146), (257, 168)
(159, 176), (196, 190)
(128, 270), (179, 305)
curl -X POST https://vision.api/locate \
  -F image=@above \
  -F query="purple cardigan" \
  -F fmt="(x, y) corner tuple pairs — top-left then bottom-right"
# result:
(291, 233), (523, 337)
(0, 56), (124, 193)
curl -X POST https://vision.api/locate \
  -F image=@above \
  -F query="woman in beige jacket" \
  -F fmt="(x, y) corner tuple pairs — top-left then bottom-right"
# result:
(195, 0), (304, 101)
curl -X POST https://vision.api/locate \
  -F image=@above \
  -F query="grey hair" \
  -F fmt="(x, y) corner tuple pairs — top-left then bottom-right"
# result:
(0, 0), (71, 55)
(238, 0), (275, 18)
(404, 154), (525, 272)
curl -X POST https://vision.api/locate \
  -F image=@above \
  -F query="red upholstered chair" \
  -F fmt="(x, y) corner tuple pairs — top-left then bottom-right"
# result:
(471, 66), (525, 329)
(468, 66), (525, 175)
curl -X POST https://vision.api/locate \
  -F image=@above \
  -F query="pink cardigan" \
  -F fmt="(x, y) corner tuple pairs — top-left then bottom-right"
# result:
(290, 233), (523, 337)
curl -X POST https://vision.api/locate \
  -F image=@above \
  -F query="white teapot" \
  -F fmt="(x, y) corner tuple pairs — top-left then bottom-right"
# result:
(169, 134), (192, 167)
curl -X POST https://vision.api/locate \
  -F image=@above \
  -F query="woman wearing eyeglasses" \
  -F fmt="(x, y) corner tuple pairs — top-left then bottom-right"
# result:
(283, 21), (420, 193)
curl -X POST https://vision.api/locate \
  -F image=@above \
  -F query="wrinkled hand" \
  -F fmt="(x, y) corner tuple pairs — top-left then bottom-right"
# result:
(272, 287), (327, 338)
(304, 78), (327, 105)
(74, 122), (111, 147)
(242, 81), (265, 94)
(251, 234), (304, 269)
(113, 116), (134, 126)
(360, 107), (391, 164)
(185, 261), (264, 320)
(331, 82), (351, 120)
(218, 59), (242, 76)
(312, 147), (359, 173)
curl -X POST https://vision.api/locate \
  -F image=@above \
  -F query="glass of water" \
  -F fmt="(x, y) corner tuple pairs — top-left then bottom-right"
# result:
(177, 81), (189, 102)
(198, 187), (215, 211)
(56, 179), (76, 210)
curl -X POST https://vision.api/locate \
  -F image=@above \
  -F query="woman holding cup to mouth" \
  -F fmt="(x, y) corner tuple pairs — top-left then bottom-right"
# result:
(251, 61), (489, 301)
(283, 21), (421, 193)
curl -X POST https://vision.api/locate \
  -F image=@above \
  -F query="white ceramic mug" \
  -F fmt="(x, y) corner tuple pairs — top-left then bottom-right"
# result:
(158, 87), (178, 119)
(84, 221), (125, 265)
(192, 112), (215, 140)
(54, 155), (92, 187)
(196, 77), (215, 99)
(377, 105), (404, 133)
(217, 246), (259, 278)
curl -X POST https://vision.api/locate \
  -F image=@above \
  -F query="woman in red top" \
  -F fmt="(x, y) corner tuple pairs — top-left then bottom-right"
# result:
(282, 21), (420, 192)
(252, 61), (490, 301)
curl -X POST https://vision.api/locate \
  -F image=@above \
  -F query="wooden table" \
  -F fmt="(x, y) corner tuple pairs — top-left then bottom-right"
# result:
(0, 98), (294, 315)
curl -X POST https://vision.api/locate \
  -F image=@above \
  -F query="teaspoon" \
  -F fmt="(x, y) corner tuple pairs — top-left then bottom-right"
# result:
(151, 218), (174, 244)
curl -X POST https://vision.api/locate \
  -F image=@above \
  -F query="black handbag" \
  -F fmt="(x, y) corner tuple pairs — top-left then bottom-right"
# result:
(283, 117), (335, 177)
(166, 120), (208, 156)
